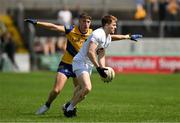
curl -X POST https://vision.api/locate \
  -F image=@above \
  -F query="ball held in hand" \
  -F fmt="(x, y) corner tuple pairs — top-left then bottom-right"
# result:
(100, 67), (115, 83)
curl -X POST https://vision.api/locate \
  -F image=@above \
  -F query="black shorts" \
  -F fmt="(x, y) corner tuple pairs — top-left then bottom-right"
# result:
(57, 62), (76, 78)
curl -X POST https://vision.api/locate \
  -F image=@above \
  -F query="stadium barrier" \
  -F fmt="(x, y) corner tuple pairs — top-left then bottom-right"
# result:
(106, 56), (180, 74)
(105, 38), (180, 74)
(39, 54), (61, 71)
(15, 53), (30, 72)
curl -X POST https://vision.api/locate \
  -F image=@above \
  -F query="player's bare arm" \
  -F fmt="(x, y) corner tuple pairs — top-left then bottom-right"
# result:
(87, 41), (99, 67)
(24, 19), (65, 32)
(88, 41), (107, 78)
(111, 34), (143, 41)
(37, 21), (65, 32)
(111, 34), (130, 41)
(97, 48), (105, 67)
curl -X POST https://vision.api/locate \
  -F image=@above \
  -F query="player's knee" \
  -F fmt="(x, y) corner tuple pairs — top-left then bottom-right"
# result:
(53, 88), (60, 94)
(84, 85), (92, 94)
(53, 82), (63, 94)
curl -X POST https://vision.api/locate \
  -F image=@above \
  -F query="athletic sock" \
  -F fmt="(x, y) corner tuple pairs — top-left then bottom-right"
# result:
(45, 102), (51, 108)
(66, 103), (74, 111)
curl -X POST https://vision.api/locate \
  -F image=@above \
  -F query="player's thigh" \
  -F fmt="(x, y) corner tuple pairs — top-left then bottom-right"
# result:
(73, 60), (92, 90)
(53, 72), (68, 91)
(77, 71), (92, 91)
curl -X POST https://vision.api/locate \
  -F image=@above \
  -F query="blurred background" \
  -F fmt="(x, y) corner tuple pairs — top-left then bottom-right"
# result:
(0, 0), (180, 73)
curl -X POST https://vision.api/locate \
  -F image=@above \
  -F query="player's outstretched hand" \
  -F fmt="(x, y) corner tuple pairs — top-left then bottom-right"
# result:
(24, 19), (37, 25)
(130, 34), (143, 42)
(96, 67), (108, 78)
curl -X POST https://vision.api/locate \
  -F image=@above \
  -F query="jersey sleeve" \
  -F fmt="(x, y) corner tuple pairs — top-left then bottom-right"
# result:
(64, 25), (74, 34)
(90, 32), (101, 45)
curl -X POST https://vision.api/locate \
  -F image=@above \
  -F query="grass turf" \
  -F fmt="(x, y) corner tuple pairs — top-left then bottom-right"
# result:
(0, 72), (180, 122)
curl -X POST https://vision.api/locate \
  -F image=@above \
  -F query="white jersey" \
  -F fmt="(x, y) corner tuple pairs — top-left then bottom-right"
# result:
(73, 27), (112, 69)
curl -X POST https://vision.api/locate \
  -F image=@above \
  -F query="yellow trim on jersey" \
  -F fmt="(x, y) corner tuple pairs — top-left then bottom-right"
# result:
(61, 51), (74, 64)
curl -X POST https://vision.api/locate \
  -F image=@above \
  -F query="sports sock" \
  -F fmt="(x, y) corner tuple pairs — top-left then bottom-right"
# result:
(45, 102), (51, 108)
(66, 103), (74, 111)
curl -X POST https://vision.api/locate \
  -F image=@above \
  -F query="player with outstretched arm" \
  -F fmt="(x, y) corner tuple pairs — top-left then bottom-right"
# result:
(63, 15), (142, 117)
(24, 13), (93, 115)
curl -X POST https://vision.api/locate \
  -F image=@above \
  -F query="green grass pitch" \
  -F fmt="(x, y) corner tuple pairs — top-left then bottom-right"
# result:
(0, 72), (180, 122)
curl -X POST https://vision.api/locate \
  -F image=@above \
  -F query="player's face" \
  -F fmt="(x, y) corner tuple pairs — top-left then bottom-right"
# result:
(79, 18), (91, 33)
(107, 20), (117, 34)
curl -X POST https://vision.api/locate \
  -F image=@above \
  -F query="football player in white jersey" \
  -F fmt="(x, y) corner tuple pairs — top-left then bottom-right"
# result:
(63, 15), (142, 117)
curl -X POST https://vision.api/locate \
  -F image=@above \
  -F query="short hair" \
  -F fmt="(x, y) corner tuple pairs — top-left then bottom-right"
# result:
(79, 13), (92, 20)
(101, 15), (117, 27)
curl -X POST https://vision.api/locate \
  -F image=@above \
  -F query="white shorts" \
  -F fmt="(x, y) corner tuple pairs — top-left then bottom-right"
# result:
(72, 60), (93, 78)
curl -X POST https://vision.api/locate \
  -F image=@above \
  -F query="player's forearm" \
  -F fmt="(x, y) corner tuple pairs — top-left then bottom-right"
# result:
(111, 34), (130, 41)
(37, 21), (64, 32)
(37, 22), (54, 29)
(88, 50), (99, 68)
(98, 56), (105, 67)
(97, 49), (105, 67)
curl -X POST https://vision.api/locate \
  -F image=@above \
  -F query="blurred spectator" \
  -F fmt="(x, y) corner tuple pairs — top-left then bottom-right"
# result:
(166, 0), (179, 21)
(72, 4), (82, 25)
(0, 22), (7, 34)
(0, 31), (4, 61)
(43, 37), (55, 55)
(57, 6), (72, 25)
(1, 32), (18, 69)
(0, 34), (2, 70)
(135, 0), (147, 20)
(147, 0), (159, 21)
(33, 38), (43, 54)
(158, 0), (168, 21)
(150, 0), (159, 12)
(166, 0), (179, 32)
(57, 6), (72, 54)
(17, 2), (24, 34)
(0, 23), (6, 55)
(55, 37), (67, 53)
